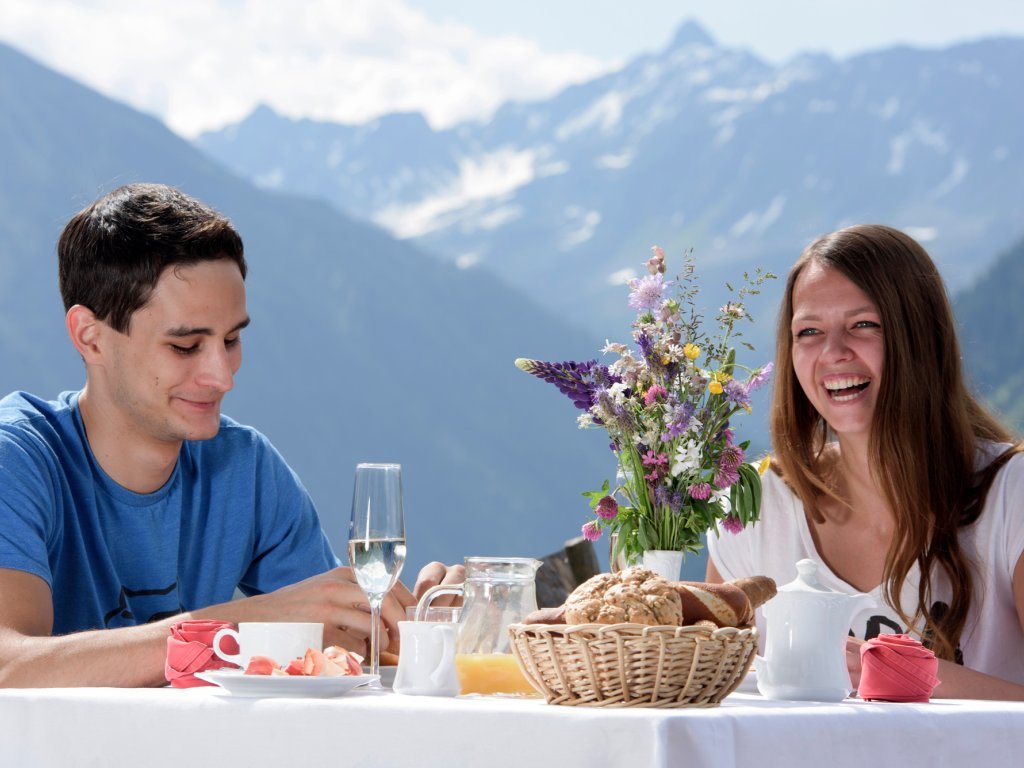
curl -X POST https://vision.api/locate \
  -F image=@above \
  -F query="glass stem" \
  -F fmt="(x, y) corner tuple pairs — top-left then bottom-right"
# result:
(368, 597), (383, 676)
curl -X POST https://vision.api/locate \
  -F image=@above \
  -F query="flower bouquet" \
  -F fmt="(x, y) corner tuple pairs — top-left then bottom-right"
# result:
(516, 247), (775, 569)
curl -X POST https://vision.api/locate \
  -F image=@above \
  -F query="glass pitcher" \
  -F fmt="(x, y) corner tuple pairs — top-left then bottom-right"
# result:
(416, 556), (541, 695)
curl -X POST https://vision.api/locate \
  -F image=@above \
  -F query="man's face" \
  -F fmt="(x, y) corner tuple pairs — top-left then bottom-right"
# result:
(101, 259), (248, 444)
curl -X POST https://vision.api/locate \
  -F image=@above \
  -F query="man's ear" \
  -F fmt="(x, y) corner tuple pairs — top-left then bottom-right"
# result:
(66, 305), (105, 363)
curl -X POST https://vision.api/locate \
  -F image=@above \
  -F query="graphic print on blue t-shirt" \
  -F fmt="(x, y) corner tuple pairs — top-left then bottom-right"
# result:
(102, 581), (185, 628)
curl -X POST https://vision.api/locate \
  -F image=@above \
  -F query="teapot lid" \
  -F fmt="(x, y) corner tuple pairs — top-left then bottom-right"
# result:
(778, 559), (840, 595)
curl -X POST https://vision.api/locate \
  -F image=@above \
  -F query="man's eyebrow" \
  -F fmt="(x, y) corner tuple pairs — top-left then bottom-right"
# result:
(165, 317), (251, 338)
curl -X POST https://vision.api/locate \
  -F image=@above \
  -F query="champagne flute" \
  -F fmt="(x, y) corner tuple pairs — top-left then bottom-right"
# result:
(347, 463), (407, 678)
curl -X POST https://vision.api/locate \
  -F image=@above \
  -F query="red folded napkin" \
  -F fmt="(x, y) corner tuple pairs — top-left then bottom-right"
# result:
(858, 634), (940, 702)
(165, 620), (238, 688)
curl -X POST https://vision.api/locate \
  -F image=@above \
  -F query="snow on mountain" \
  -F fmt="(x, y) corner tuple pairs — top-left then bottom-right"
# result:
(197, 22), (1024, 343)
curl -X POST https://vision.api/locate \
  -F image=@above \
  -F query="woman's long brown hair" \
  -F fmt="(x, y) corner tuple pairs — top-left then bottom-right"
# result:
(771, 224), (1019, 660)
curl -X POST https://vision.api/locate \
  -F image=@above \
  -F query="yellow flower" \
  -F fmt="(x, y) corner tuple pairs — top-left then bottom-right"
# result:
(758, 455), (771, 476)
(683, 343), (700, 360)
(660, 354), (671, 365)
(708, 380), (724, 395)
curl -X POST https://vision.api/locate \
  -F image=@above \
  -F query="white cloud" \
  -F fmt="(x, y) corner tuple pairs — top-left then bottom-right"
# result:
(0, 0), (611, 137)
(560, 206), (601, 250)
(903, 226), (938, 242)
(607, 267), (636, 286)
(373, 147), (537, 238)
(596, 149), (634, 169)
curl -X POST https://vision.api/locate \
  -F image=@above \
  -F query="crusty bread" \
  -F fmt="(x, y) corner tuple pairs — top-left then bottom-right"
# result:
(673, 575), (777, 627)
(564, 568), (682, 626)
(521, 572), (777, 628)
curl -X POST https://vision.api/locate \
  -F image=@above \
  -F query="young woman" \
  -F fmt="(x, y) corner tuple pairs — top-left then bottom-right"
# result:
(707, 224), (1024, 699)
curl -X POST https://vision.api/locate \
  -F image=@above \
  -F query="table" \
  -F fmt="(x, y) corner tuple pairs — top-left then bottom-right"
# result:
(2, 684), (1023, 768)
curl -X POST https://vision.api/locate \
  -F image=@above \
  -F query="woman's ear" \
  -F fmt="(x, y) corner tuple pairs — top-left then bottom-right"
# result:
(66, 305), (104, 363)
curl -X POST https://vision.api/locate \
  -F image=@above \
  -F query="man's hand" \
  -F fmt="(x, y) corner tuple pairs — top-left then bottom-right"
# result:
(220, 567), (409, 654)
(408, 561), (467, 603)
(237, 562), (466, 658)
(0, 561), (468, 687)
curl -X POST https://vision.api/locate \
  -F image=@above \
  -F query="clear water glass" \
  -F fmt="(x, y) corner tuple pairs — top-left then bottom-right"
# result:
(347, 463), (406, 677)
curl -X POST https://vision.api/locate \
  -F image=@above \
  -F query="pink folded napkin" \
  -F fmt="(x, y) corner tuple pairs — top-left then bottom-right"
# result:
(165, 620), (238, 688)
(858, 634), (940, 702)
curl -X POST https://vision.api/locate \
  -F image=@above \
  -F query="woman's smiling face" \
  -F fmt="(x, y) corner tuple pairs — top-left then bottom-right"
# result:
(790, 260), (884, 440)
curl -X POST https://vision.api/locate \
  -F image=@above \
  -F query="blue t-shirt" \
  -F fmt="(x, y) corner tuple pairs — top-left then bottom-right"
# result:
(0, 391), (340, 635)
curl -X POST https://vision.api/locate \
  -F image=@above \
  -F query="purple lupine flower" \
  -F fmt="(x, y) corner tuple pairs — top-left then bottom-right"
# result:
(724, 379), (751, 409)
(670, 489), (684, 512)
(688, 482), (712, 500)
(628, 274), (671, 310)
(721, 514), (744, 534)
(653, 483), (672, 507)
(644, 385), (668, 406)
(748, 362), (774, 392)
(596, 496), (619, 521)
(636, 332), (655, 363)
(515, 358), (611, 412)
(582, 520), (602, 542)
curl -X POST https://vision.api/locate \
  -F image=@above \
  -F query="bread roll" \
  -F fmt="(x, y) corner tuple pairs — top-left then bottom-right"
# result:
(564, 567), (682, 626)
(732, 575), (777, 612)
(672, 575), (777, 627)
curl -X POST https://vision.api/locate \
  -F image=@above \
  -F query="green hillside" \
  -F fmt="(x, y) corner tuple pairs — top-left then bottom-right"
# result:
(956, 235), (1024, 432)
(0, 41), (613, 574)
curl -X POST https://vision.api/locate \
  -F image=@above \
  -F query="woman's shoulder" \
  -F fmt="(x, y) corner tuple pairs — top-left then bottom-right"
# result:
(976, 439), (1024, 483)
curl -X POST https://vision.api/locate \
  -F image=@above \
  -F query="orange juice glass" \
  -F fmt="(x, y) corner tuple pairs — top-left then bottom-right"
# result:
(455, 653), (537, 696)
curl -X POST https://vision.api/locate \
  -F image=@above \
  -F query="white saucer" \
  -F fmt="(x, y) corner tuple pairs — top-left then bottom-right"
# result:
(196, 669), (378, 698)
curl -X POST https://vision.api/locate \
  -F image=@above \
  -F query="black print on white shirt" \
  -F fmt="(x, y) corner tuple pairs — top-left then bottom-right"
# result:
(103, 582), (184, 628)
(858, 600), (964, 666)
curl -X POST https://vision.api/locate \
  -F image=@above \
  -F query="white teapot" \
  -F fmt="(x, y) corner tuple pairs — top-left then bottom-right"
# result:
(754, 559), (874, 702)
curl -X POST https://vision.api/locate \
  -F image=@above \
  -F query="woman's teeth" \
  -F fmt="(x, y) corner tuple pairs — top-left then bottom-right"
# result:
(825, 377), (870, 402)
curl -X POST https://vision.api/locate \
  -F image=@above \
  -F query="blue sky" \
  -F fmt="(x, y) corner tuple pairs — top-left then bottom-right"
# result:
(1, 0), (1022, 137)
(406, 0), (1024, 61)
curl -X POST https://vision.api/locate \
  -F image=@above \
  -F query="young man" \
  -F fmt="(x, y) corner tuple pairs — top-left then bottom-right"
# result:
(0, 183), (458, 687)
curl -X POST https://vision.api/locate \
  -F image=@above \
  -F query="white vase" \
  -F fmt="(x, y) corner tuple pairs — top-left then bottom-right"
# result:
(642, 549), (684, 581)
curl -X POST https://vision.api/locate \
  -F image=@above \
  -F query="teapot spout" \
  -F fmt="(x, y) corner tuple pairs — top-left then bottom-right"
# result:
(847, 591), (877, 618)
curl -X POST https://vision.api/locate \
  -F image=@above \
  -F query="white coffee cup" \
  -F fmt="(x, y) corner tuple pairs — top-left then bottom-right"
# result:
(212, 622), (324, 669)
(393, 621), (459, 696)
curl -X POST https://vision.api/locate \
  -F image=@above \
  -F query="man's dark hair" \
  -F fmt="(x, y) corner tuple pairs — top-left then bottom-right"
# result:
(58, 183), (247, 333)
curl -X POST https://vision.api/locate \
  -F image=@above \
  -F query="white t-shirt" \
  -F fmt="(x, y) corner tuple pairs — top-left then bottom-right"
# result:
(708, 443), (1024, 683)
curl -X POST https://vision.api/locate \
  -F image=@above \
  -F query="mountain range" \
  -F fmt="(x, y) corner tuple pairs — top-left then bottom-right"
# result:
(0, 41), (615, 577)
(2, 21), (1023, 584)
(198, 21), (1024, 354)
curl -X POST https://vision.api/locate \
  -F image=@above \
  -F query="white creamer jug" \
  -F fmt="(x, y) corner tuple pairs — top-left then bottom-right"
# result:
(755, 559), (874, 702)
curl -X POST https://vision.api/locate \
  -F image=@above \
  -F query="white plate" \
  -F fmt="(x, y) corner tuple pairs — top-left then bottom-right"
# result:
(195, 669), (379, 698)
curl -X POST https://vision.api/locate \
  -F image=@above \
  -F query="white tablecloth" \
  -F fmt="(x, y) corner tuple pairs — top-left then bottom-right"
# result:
(2, 684), (1023, 767)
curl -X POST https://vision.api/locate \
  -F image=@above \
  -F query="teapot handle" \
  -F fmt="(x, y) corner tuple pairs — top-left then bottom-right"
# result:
(416, 584), (464, 621)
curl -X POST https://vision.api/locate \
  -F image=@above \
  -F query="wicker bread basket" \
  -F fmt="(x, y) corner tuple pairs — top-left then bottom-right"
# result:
(508, 622), (757, 707)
